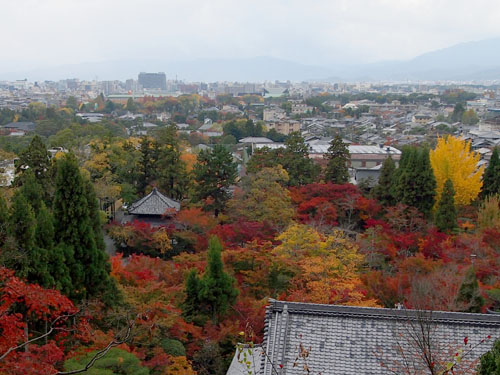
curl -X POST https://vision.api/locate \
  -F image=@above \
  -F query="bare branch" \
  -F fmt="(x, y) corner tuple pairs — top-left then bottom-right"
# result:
(0, 313), (76, 361)
(54, 319), (135, 375)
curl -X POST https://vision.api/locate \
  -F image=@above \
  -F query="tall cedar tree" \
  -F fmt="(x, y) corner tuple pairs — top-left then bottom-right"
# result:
(324, 135), (350, 184)
(482, 147), (500, 198)
(193, 145), (237, 217)
(198, 236), (239, 323)
(182, 269), (203, 321)
(19, 169), (43, 213)
(8, 191), (37, 280)
(455, 266), (484, 313)
(155, 125), (189, 200)
(35, 202), (67, 289)
(394, 147), (436, 216)
(0, 193), (8, 247)
(282, 132), (320, 186)
(478, 339), (500, 375)
(14, 135), (52, 198)
(434, 179), (458, 233)
(373, 156), (396, 206)
(53, 153), (116, 301)
(138, 136), (158, 194)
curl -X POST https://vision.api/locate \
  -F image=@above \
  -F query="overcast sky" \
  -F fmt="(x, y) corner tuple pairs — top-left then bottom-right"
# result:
(2, 0), (500, 71)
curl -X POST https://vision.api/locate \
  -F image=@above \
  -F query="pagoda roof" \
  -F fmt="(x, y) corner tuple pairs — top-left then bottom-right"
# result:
(128, 188), (180, 216)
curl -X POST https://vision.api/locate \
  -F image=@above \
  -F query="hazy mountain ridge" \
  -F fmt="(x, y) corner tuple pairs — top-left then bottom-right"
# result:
(2, 38), (500, 82)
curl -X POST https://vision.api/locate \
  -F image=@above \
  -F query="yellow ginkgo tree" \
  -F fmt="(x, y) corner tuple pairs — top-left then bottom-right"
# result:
(429, 136), (484, 206)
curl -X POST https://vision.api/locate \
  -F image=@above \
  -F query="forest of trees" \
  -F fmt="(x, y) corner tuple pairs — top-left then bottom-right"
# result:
(1, 96), (500, 375)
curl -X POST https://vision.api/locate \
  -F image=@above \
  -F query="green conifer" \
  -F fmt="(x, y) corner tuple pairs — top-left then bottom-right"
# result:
(434, 179), (458, 233)
(478, 338), (500, 375)
(282, 132), (320, 186)
(0, 192), (9, 247)
(53, 153), (116, 301)
(373, 156), (396, 206)
(324, 135), (350, 184)
(20, 169), (44, 213)
(193, 145), (237, 217)
(155, 125), (189, 200)
(198, 236), (239, 323)
(455, 266), (484, 313)
(394, 147), (436, 216)
(182, 269), (203, 320)
(482, 147), (500, 198)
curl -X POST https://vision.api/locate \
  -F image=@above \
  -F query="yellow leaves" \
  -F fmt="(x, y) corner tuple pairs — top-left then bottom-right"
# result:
(164, 356), (197, 375)
(180, 152), (197, 173)
(274, 223), (377, 306)
(430, 136), (484, 206)
(152, 228), (173, 254)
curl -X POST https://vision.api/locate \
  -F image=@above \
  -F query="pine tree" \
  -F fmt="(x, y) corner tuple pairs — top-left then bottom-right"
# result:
(198, 236), (239, 323)
(394, 147), (436, 216)
(482, 147), (500, 198)
(8, 191), (36, 279)
(434, 179), (458, 233)
(193, 145), (237, 217)
(455, 266), (484, 313)
(35, 202), (70, 290)
(182, 269), (203, 321)
(282, 132), (320, 186)
(138, 136), (158, 194)
(155, 125), (189, 200)
(478, 338), (500, 375)
(416, 149), (437, 215)
(53, 153), (116, 301)
(373, 156), (396, 206)
(324, 135), (350, 184)
(0, 193), (8, 247)
(20, 169), (44, 213)
(15, 135), (51, 189)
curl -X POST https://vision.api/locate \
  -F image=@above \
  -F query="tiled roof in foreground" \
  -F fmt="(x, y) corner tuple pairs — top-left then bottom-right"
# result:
(261, 299), (500, 375)
(128, 187), (180, 216)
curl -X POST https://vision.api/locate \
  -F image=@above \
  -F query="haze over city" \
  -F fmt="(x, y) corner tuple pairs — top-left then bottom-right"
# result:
(3, 0), (500, 81)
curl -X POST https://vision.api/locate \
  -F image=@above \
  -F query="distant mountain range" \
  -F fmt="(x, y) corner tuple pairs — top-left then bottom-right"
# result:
(2, 38), (500, 82)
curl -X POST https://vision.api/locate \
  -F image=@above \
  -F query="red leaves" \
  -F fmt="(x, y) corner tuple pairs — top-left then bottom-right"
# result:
(210, 220), (277, 248)
(464, 336), (468, 345)
(0, 267), (78, 374)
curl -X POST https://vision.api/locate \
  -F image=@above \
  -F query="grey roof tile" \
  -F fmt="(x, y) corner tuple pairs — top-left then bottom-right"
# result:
(128, 187), (180, 216)
(260, 300), (500, 375)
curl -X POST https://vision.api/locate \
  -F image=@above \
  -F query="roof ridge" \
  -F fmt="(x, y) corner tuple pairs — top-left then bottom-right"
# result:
(268, 299), (500, 325)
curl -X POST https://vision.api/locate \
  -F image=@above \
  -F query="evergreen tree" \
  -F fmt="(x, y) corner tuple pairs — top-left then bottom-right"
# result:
(281, 132), (320, 186)
(155, 126), (189, 200)
(34, 202), (59, 288)
(434, 179), (458, 233)
(8, 191), (36, 279)
(0, 193), (8, 247)
(138, 136), (158, 194)
(182, 269), (203, 321)
(455, 266), (484, 313)
(19, 169), (44, 213)
(193, 145), (237, 217)
(373, 156), (396, 206)
(53, 153), (115, 301)
(478, 338), (500, 375)
(394, 147), (436, 216)
(15, 135), (51, 189)
(482, 147), (500, 198)
(324, 135), (350, 184)
(198, 236), (239, 323)
(416, 149), (437, 215)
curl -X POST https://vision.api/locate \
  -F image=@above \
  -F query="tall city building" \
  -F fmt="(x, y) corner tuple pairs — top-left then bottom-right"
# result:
(138, 72), (167, 90)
